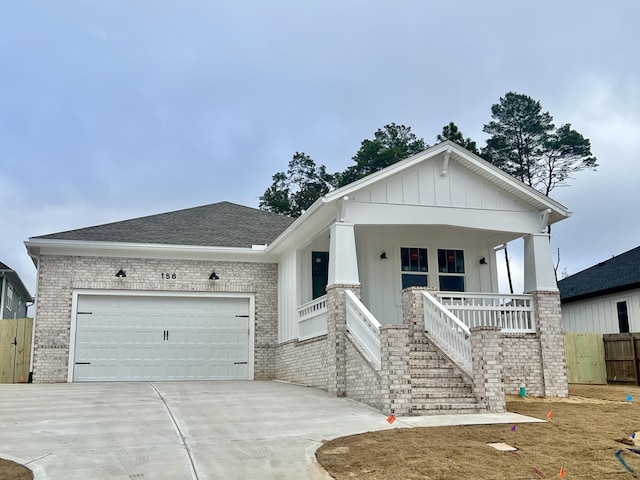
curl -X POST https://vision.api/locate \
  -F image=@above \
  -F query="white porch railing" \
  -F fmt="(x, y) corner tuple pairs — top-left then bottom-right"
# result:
(297, 295), (328, 340)
(345, 290), (381, 369)
(437, 292), (535, 333)
(422, 291), (472, 376)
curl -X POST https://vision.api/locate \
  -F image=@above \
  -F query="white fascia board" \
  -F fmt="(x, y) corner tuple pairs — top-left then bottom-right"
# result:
(24, 239), (275, 263)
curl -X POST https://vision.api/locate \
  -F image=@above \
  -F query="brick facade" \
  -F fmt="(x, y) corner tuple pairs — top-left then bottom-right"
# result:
(33, 255), (278, 382)
(533, 290), (569, 397)
(380, 325), (412, 415)
(501, 333), (545, 396)
(345, 333), (382, 410)
(325, 284), (360, 396)
(274, 336), (330, 389)
(470, 326), (506, 413)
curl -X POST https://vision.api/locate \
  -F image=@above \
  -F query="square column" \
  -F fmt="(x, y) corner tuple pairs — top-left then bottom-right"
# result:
(328, 222), (359, 286)
(523, 233), (558, 293)
(533, 290), (568, 397)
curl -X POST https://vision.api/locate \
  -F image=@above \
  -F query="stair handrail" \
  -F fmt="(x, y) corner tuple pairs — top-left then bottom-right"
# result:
(422, 291), (472, 376)
(345, 290), (381, 369)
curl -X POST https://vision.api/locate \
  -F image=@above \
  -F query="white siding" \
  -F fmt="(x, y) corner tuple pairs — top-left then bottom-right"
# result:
(562, 289), (640, 333)
(356, 226), (499, 325)
(278, 250), (298, 342)
(351, 159), (531, 213)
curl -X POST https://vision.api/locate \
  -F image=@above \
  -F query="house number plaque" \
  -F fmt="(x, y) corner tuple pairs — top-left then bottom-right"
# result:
(161, 273), (177, 279)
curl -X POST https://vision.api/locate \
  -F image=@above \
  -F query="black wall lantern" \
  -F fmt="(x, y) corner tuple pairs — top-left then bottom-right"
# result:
(209, 271), (220, 280)
(115, 269), (127, 278)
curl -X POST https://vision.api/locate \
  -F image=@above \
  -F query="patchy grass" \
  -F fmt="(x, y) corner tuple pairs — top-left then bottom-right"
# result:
(317, 384), (640, 479)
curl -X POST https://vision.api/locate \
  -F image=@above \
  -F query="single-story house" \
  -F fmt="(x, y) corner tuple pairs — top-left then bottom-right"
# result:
(0, 261), (33, 319)
(560, 245), (640, 333)
(25, 141), (569, 415)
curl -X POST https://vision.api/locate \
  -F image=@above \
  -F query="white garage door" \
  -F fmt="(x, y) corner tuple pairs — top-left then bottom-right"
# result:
(73, 295), (251, 381)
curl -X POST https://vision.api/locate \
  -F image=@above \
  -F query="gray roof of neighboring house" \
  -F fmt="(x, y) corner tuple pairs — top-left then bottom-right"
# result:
(558, 245), (640, 303)
(0, 261), (33, 302)
(32, 201), (295, 248)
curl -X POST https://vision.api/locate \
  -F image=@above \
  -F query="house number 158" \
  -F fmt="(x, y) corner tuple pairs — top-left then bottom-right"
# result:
(161, 273), (177, 279)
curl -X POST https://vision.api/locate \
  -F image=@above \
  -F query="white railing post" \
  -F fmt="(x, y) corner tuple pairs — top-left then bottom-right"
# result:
(297, 295), (328, 340)
(436, 292), (536, 333)
(345, 290), (381, 369)
(422, 291), (473, 376)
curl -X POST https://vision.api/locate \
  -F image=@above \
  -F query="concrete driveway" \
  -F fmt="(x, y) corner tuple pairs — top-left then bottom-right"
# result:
(0, 381), (541, 479)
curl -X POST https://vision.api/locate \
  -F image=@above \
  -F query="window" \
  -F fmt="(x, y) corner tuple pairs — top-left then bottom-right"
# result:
(438, 249), (465, 292)
(400, 247), (428, 289)
(617, 301), (630, 333)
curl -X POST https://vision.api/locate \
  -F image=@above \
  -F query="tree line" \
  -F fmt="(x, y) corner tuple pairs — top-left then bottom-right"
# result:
(259, 92), (597, 218)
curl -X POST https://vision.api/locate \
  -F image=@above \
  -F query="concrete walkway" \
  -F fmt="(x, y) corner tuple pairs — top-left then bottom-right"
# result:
(0, 381), (542, 479)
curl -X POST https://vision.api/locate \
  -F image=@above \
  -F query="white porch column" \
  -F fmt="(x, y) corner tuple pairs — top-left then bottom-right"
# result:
(523, 233), (558, 293)
(328, 222), (359, 286)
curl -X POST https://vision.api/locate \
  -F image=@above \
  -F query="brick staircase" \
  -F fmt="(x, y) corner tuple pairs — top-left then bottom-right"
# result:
(409, 336), (485, 415)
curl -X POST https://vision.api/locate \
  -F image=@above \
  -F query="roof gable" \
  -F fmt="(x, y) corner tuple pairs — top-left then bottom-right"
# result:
(348, 153), (533, 214)
(32, 202), (295, 248)
(559, 245), (640, 303)
(322, 141), (570, 224)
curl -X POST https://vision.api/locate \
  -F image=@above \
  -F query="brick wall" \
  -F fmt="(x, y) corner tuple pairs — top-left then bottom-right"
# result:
(33, 255), (278, 382)
(380, 325), (412, 415)
(502, 333), (545, 396)
(345, 333), (382, 410)
(470, 327), (505, 413)
(274, 336), (330, 389)
(534, 290), (568, 397)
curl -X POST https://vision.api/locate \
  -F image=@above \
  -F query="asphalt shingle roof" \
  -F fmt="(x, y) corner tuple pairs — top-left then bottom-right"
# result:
(33, 202), (295, 248)
(558, 245), (640, 303)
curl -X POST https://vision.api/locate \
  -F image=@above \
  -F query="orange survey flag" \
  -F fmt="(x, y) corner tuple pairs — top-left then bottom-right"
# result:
(559, 466), (566, 478)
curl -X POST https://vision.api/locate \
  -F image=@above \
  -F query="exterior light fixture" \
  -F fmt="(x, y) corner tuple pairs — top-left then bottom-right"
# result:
(479, 257), (487, 265)
(115, 269), (127, 278)
(209, 271), (220, 280)
(380, 252), (388, 260)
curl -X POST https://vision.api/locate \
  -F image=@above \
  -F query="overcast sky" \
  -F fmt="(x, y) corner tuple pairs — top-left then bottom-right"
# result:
(2, 1), (639, 296)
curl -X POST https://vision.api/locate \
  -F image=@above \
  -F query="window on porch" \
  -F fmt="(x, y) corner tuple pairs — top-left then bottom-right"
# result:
(400, 247), (428, 288)
(438, 249), (465, 292)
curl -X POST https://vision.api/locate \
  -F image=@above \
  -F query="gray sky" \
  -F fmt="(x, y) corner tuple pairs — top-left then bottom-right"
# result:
(2, 1), (639, 295)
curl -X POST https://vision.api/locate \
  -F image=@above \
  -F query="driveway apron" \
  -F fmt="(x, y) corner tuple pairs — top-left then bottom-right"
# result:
(0, 381), (397, 479)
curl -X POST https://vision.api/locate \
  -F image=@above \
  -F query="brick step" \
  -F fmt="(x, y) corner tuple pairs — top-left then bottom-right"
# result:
(411, 376), (470, 387)
(411, 395), (478, 404)
(410, 387), (474, 398)
(410, 403), (485, 415)
(409, 366), (459, 376)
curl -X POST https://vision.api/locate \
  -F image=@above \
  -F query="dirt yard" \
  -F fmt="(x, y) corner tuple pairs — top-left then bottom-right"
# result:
(317, 384), (640, 479)
(0, 458), (32, 480)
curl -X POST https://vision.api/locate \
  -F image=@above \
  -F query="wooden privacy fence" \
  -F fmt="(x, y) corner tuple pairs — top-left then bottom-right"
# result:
(0, 318), (33, 383)
(603, 333), (640, 384)
(564, 332), (607, 385)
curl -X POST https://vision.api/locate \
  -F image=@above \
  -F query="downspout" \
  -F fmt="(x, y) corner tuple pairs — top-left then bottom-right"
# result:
(0, 274), (5, 319)
(27, 251), (40, 383)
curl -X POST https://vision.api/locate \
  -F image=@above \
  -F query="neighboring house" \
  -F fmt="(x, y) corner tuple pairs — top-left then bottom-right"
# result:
(559, 245), (640, 334)
(25, 141), (569, 414)
(0, 261), (33, 319)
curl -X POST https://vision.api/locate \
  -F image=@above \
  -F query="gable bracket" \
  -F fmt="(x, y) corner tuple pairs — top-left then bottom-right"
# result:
(338, 196), (350, 222)
(440, 149), (451, 176)
(539, 209), (551, 233)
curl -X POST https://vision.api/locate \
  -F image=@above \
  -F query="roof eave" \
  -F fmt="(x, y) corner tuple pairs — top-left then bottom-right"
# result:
(25, 238), (275, 262)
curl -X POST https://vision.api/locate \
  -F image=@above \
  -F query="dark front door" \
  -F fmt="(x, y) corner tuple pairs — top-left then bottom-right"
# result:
(312, 251), (329, 299)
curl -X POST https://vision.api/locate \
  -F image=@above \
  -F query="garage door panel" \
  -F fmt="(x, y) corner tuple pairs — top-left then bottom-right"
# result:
(73, 295), (251, 381)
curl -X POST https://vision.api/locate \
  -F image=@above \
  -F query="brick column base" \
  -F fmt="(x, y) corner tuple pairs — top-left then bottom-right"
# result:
(533, 290), (568, 397)
(471, 326), (506, 413)
(380, 325), (412, 415)
(326, 284), (361, 397)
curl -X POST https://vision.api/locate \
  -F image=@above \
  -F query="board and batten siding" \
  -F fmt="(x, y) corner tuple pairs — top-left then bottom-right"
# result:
(562, 289), (640, 333)
(278, 250), (298, 343)
(351, 159), (532, 213)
